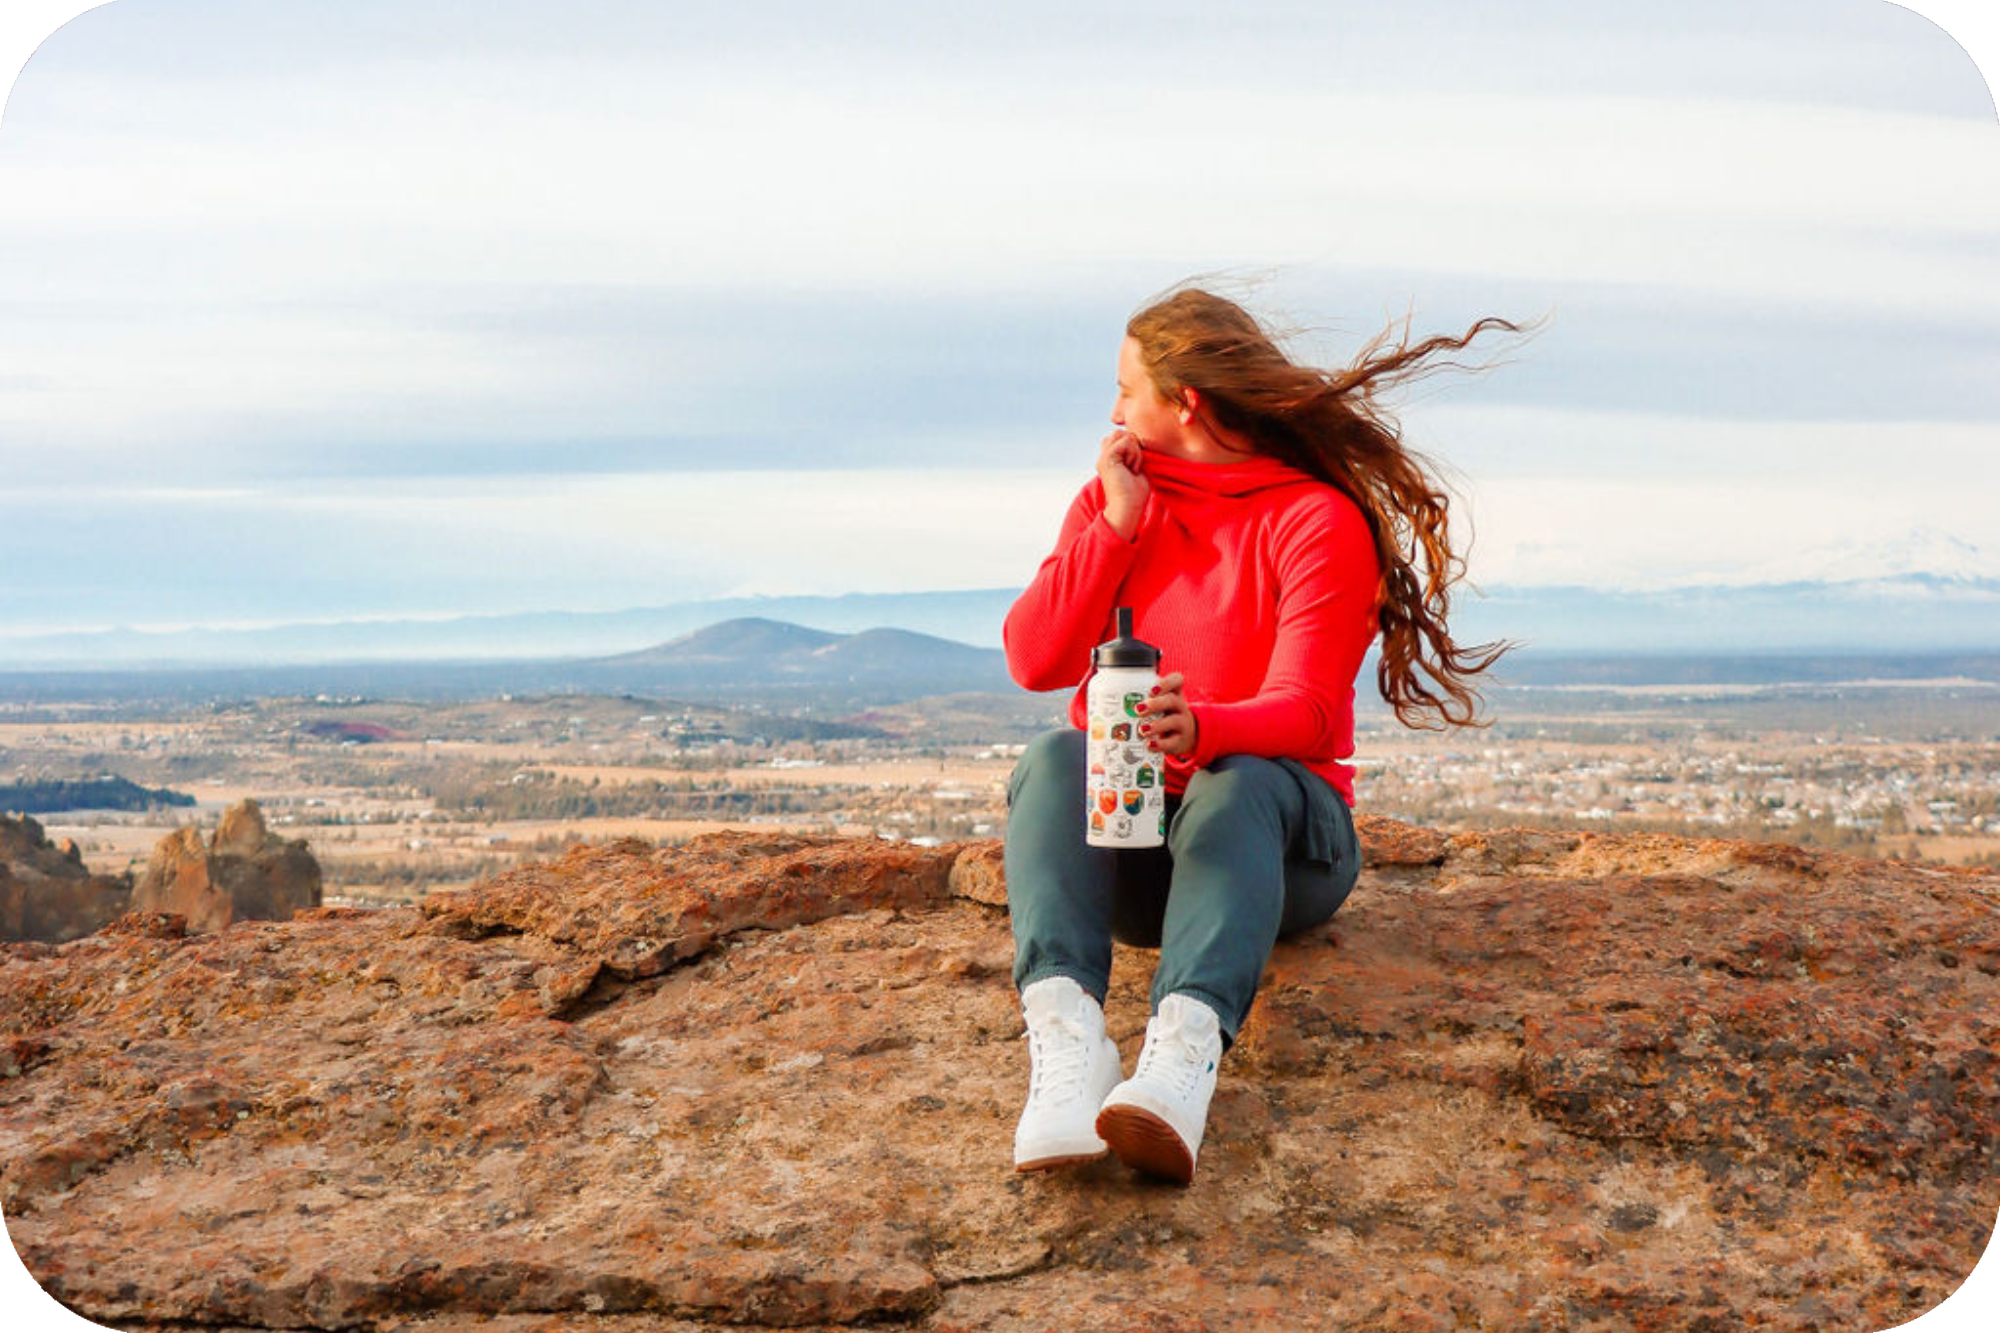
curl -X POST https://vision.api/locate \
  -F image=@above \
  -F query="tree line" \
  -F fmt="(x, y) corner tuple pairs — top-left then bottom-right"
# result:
(0, 775), (196, 814)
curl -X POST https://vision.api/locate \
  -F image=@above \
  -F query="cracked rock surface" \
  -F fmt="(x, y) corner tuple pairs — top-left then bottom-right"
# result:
(3, 823), (1996, 1331)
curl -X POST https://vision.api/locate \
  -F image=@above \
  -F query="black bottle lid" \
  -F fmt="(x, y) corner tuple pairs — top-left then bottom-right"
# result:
(1092, 607), (1161, 670)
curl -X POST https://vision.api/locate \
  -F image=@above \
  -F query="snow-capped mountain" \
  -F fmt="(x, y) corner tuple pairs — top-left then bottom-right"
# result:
(1708, 527), (2000, 589)
(1443, 525), (2000, 654)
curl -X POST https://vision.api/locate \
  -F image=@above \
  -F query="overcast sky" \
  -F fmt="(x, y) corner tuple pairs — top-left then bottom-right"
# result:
(0, 0), (1996, 637)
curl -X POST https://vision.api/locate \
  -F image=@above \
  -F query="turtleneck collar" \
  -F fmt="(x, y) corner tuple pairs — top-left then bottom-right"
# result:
(1139, 446), (1314, 499)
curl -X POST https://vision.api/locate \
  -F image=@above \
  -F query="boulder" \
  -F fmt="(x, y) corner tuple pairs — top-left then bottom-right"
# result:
(131, 798), (321, 932)
(0, 814), (132, 943)
(2, 826), (1994, 1331)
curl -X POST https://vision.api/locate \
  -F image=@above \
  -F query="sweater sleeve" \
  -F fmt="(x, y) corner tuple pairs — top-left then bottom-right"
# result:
(1185, 493), (1379, 767)
(1002, 479), (1148, 692)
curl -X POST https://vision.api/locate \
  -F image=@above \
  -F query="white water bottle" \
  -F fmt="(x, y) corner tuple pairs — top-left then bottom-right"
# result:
(1084, 607), (1166, 849)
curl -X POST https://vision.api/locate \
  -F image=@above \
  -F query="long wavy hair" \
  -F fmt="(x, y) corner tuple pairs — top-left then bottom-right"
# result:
(1126, 284), (1525, 730)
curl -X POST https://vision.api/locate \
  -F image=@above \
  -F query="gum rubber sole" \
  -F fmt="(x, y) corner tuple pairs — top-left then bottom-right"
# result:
(1014, 1148), (1109, 1172)
(1095, 1104), (1194, 1184)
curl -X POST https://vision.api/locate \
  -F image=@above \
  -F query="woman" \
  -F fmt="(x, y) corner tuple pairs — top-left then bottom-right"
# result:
(1002, 284), (1519, 1185)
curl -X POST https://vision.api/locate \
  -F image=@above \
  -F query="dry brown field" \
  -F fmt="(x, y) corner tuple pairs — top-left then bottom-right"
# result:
(9, 687), (1998, 913)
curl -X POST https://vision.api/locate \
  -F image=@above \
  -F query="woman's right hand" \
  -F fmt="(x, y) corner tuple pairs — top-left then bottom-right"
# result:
(1097, 430), (1149, 541)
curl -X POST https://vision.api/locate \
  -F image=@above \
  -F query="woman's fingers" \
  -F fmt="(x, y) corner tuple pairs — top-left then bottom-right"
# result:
(1144, 714), (1195, 756)
(1099, 434), (1141, 474)
(1097, 434), (1151, 540)
(1137, 675), (1185, 720)
(1097, 434), (1138, 479)
(1137, 677), (1197, 756)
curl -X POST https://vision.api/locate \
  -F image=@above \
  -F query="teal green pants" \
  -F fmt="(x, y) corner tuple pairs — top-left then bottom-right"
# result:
(1005, 727), (1361, 1049)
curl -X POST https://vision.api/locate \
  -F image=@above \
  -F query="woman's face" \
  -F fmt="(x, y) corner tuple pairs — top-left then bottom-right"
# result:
(1112, 337), (1186, 450)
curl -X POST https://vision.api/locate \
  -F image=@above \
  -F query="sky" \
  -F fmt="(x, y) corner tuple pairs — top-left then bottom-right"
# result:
(0, 0), (1997, 639)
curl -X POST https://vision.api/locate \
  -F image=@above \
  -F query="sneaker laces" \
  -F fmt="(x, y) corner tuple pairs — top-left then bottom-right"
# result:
(1025, 1012), (1095, 1105)
(1134, 1018), (1215, 1099)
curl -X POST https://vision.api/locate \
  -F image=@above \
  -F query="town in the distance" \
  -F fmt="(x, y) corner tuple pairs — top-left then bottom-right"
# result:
(3, 607), (1997, 941)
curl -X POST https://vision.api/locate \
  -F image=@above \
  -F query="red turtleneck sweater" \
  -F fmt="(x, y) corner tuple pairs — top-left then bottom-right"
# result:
(1003, 450), (1381, 805)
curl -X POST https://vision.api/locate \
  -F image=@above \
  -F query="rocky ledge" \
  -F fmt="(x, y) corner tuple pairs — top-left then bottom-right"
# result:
(2, 821), (1996, 1332)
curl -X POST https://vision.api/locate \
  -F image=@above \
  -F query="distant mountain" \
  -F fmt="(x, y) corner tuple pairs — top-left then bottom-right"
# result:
(576, 618), (1010, 696)
(0, 591), (1020, 669)
(1, 612), (1995, 710)
(600, 618), (843, 665)
(1, 526), (1997, 671)
(0, 616), (1020, 710)
(1707, 526), (2000, 589)
(1451, 572), (2000, 655)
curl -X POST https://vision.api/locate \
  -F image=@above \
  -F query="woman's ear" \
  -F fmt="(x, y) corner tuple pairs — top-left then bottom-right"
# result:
(1178, 387), (1200, 424)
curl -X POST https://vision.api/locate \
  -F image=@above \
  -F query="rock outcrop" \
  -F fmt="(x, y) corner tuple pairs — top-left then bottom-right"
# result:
(0, 814), (132, 943)
(131, 799), (322, 933)
(2, 821), (1995, 1331)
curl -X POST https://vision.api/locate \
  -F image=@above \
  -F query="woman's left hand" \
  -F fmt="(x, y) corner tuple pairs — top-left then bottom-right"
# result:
(1136, 671), (1198, 757)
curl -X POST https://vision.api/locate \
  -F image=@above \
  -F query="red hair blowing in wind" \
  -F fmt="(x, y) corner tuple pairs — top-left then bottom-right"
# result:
(1124, 284), (1525, 728)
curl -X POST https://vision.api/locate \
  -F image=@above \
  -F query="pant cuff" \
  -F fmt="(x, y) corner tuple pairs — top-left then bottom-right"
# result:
(1016, 966), (1110, 1007)
(1157, 985), (1240, 1051)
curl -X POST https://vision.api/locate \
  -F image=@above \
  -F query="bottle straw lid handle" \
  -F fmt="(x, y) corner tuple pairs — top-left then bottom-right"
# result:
(1093, 605), (1161, 670)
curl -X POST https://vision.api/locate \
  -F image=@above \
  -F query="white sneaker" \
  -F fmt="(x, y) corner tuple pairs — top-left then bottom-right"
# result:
(1013, 976), (1124, 1171)
(1094, 992), (1223, 1184)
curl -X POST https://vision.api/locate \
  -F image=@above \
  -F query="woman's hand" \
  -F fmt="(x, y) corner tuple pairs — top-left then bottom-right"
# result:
(1136, 671), (1198, 757)
(1097, 429), (1149, 541)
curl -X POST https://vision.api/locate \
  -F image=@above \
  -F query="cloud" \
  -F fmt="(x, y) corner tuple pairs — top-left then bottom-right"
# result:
(0, 469), (1086, 628)
(1462, 474), (1971, 591)
(0, 0), (1995, 629)
(6, 449), (1994, 632)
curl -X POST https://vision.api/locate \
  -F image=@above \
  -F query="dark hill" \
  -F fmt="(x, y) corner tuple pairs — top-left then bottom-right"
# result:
(597, 617), (842, 665)
(810, 627), (1000, 673)
(573, 617), (1015, 701)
